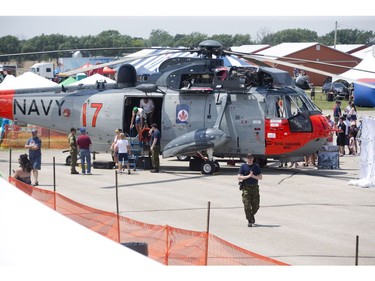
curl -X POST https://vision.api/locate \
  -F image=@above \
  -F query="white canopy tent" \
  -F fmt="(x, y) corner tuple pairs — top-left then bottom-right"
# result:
(70, 73), (116, 86)
(0, 72), (57, 90)
(335, 54), (375, 81)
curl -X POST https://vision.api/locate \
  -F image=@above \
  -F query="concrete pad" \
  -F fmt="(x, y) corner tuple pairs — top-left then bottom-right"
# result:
(1, 144), (374, 266)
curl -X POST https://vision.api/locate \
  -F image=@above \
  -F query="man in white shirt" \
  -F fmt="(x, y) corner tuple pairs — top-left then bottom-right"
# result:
(139, 98), (155, 126)
(130, 107), (146, 135)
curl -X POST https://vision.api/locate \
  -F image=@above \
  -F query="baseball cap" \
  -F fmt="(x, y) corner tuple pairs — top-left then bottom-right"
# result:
(80, 128), (86, 133)
(31, 129), (37, 133)
(133, 106), (138, 112)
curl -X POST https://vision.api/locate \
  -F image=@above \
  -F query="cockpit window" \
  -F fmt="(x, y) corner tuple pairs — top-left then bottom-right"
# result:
(265, 93), (318, 119)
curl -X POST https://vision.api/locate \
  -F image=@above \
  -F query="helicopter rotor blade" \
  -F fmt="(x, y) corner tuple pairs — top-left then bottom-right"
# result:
(254, 55), (375, 89)
(0, 46), (191, 58)
(57, 49), (196, 77)
(224, 50), (270, 67)
(226, 49), (375, 89)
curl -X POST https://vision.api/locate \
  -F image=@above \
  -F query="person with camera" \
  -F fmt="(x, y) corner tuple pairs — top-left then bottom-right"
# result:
(238, 153), (263, 227)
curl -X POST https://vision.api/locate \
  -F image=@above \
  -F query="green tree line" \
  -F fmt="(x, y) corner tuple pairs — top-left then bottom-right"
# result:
(1, 28), (374, 63)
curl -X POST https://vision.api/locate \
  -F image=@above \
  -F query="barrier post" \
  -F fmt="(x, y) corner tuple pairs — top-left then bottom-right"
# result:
(164, 225), (170, 265)
(8, 148), (12, 177)
(53, 157), (56, 210)
(115, 170), (120, 243)
(204, 201), (211, 266)
(355, 235), (359, 265)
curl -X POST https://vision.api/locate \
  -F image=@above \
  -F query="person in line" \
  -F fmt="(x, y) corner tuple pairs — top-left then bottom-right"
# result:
(342, 114), (351, 155)
(77, 128), (92, 175)
(139, 97), (155, 126)
(13, 154), (33, 185)
(130, 107), (146, 135)
(110, 128), (122, 168)
(25, 129), (42, 186)
(68, 128), (79, 174)
(333, 101), (342, 124)
(149, 123), (161, 173)
(237, 153), (263, 227)
(348, 103), (357, 122)
(115, 133), (132, 175)
(325, 115), (335, 145)
(348, 131), (357, 156)
(336, 117), (347, 157)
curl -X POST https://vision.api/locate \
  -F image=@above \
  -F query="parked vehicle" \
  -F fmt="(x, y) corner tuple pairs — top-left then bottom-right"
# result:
(322, 82), (350, 100)
(322, 82), (348, 93)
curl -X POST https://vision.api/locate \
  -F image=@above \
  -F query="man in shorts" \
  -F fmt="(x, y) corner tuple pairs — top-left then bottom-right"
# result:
(25, 129), (42, 186)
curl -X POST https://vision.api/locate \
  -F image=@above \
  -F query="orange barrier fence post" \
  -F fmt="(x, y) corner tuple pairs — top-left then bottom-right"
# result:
(164, 225), (170, 265)
(115, 170), (120, 243)
(205, 201), (211, 266)
(53, 157), (56, 210)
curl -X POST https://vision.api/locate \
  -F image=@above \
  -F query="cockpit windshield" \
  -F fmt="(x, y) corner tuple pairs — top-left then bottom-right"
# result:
(265, 93), (319, 119)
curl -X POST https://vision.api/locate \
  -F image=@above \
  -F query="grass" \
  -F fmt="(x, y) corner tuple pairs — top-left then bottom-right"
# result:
(307, 87), (375, 112)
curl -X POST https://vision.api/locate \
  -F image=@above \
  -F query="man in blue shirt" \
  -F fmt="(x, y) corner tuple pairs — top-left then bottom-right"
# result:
(25, 129), (42, 186)
(238, 153), (263, 227)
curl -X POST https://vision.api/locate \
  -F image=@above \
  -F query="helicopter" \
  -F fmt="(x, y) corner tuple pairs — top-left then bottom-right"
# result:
(0, 39), (354, 174)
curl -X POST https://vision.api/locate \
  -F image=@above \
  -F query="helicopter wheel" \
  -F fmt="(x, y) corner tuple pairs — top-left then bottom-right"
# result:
(201, 161), (215, 175)
(254, 157), (267, 168)
(65, 155), (71, 166)
(214, 160), (220, 173)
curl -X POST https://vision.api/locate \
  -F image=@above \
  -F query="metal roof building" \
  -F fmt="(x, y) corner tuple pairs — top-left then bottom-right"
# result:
(255, 42), (363, 86)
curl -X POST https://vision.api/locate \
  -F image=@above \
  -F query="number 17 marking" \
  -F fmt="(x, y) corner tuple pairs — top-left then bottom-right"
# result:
(82, 103), (103, 127)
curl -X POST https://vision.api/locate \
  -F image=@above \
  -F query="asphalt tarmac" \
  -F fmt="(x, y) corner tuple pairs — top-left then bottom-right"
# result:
(1, 144), (375, 266)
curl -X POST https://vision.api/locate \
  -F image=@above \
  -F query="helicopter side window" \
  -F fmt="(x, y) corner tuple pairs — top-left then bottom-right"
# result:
(265, 95), (284, 118)
(286, 95), (309, 116)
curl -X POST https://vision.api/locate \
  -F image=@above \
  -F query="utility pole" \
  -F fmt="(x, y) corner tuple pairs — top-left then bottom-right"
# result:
(334, 21), (338, 49)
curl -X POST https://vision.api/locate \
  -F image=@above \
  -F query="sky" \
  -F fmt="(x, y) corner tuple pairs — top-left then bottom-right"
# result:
(1, 16), (374, 41)
(1, 0), (374, 41)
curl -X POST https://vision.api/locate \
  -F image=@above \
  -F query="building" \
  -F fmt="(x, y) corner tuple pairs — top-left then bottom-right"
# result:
(255, 42), (362, 86)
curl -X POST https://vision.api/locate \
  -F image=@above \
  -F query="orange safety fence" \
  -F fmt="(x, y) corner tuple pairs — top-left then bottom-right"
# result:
(8, 176), (289, 266)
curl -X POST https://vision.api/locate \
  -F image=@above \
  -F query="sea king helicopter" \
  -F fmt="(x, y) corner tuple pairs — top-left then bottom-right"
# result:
(0, 40), (335, 174)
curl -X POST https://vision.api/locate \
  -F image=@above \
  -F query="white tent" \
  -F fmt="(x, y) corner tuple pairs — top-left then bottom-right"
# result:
(0, 177), (161, 280)
(0, 74), (16, 89)
(0, 72), (57, 90)
(338, 54), (375, 81)
(70, 73), (116, 86)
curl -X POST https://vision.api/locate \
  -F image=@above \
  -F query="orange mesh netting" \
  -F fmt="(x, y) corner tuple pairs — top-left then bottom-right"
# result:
(1, 125), (68, 149)
(8, 177), (289, 266)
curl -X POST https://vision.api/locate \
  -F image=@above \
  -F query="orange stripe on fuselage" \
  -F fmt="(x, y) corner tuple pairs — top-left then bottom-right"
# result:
(0, 89), (15, 120)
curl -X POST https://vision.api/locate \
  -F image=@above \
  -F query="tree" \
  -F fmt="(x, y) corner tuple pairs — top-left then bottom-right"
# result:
(231, 34), (253, 46)
(319, 29), (375, 45)
(149, 29), (174, 47)
(260, 29), (318, 45)
(0, 35), (21, 63)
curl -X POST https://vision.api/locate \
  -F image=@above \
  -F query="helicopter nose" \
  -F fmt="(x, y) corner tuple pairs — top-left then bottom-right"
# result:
(0, 89), (15, 120)
(311, 114), (331, 138)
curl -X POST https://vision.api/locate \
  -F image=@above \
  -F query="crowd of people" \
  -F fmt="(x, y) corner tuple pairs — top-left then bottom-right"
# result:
(277, 99), (360, 169)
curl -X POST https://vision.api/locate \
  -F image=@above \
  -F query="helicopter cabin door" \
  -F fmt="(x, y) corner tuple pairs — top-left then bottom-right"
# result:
(224, 93), (265, 156)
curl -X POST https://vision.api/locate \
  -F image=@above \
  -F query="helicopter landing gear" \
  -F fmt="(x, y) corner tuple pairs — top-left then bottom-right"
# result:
(200, 148), (219, 175)
(201, 160), (216, 175)
(254, 157), (267, 168)
(65, 155), (71, 166)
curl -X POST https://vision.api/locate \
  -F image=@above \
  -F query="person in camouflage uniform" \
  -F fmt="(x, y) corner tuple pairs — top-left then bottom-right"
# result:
(238, 153), (263, 227)
(68, 128), (79, 174)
